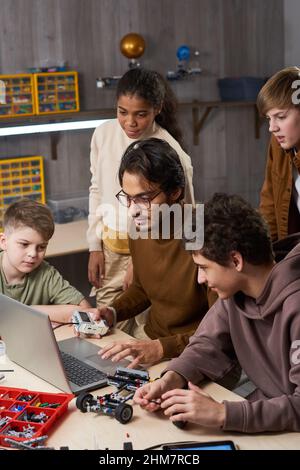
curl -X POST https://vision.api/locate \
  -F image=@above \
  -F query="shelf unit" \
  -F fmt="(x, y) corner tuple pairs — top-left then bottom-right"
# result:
(0, 102), (262, 157)
(33, 71), (79, 115)
(0, 74), (35, 118)
(180, 100), (262, 145)
(0, 109), (115, 160)
(0, 155), (45, 231)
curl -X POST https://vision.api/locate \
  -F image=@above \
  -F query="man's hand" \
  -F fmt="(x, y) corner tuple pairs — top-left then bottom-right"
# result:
(123, 260), (133, 290)
(134, 371), (186, 412)
(88, 251), (105, 288)
(71, 307), (112, 338)
(99, 339), (164, 368)
(96, 306), (115, 327)
(161, 381), (225, 428)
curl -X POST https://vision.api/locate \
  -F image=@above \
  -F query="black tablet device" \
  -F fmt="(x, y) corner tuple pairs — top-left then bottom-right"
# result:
(162, 440), (237, 450)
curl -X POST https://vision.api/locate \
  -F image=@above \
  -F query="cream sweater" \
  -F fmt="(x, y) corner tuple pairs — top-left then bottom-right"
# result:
(87, 119), (195, 251)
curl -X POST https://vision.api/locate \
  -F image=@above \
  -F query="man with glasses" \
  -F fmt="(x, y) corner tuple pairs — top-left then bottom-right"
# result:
(94, 138), (213, 368)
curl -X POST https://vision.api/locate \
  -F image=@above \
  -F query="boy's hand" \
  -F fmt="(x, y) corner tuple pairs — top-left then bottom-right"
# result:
(161, 381), (226, 428)
(88, 251), (105, 288)
(134, 371), (186, 412)
(99, 339), (164, 368)
(133, 381), (164, 412)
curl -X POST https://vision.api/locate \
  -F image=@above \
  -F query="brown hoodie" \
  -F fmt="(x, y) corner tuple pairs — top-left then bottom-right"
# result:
(166, 243), (300, 433)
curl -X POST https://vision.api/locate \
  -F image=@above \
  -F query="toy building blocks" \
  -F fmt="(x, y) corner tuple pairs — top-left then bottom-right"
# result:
(0, 74), (35, 118)
(0, 385), (73, 448)
(0, 155), (46, 232)
(76, 367), (150, 424)
(4, 434), (71, 450)
(33, 71), (79, 115)
(106, 367), (149, 390)
(72, 310), (110, 336)
(76, 391), (133, 424)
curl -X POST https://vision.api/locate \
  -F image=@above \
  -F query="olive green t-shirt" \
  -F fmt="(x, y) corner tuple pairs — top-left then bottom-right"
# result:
(0, 252), (84, 306)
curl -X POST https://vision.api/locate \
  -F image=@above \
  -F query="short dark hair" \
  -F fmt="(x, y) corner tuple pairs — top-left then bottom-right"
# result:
(194, 193), (274, 266)
(3, 199), (55, 241)
(118, 138), (185, 199)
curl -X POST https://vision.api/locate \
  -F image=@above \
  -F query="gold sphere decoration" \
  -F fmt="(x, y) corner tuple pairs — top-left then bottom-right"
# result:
(120, 33), (146, 59)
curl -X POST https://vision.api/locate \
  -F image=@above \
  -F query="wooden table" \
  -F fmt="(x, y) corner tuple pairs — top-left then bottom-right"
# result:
(1, 326), (300, 450)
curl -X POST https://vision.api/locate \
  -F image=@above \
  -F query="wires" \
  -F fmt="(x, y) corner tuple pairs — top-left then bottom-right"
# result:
(52, 321), (79, 330)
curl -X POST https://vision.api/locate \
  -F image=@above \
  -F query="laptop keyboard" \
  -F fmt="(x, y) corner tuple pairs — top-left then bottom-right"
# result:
(61, 351), (107, 387)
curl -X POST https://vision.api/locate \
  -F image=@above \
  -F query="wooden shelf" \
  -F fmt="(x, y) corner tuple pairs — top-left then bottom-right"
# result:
(0, 102), (262, 153)
(188, 100), (262, 145)
(0, 108), (115, 127)
(0, 109), (116, 160)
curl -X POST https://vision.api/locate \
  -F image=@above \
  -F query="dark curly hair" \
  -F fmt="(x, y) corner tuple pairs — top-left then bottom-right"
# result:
(118, 138), (185, 199)
(116, 68), (184, 147)
(193, 193), (274, 266)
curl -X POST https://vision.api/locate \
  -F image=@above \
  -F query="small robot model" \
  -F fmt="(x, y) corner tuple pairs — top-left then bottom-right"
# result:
(166, 45), (202, 81)
(72, 311), (110, 336)
(76, 367), (150, 424)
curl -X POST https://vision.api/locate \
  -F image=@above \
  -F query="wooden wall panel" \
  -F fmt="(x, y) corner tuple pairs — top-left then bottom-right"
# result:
(0, 0), (284, 206)
(284, 0), (300, 66)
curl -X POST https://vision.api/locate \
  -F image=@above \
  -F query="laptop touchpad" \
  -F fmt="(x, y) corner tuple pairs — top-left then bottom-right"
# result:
(85, 354), (129, 371)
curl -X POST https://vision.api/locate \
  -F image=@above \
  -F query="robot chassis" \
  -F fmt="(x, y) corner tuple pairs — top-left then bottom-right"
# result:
(76, 367), (150, 424)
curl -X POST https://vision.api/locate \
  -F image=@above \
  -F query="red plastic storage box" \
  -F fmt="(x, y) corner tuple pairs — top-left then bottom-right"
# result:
(0, 386), (73, 447)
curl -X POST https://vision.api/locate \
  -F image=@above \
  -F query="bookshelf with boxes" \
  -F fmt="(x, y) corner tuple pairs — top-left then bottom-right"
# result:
(0, 74), (35, 118)
(33, 71), (80, 115)
(0, 156), (46, 232)
(0, 71), (79, 118)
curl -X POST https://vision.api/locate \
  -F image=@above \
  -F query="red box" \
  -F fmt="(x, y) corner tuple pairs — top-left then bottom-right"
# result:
(0, 386), (73, 447)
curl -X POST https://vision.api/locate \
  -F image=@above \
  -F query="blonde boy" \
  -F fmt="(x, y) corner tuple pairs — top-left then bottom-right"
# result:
(0, 199), (93, 322)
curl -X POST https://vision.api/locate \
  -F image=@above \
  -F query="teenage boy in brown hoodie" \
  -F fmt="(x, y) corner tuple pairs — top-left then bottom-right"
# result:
(134, 193), (300, 433)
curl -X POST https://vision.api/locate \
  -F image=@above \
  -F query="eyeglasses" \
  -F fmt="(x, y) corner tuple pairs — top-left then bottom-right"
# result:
(116, 190), (162, 209)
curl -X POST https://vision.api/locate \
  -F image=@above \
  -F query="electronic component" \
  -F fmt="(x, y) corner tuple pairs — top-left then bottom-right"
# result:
(162, 440), (237, 450)
(72, 311), (110, 336)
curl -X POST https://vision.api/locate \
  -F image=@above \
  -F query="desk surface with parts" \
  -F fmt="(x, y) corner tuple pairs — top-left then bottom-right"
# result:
(1, 326), (300, 450)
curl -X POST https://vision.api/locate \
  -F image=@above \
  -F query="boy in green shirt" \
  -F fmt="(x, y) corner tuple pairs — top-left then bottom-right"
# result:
(0, 199), (95, 323)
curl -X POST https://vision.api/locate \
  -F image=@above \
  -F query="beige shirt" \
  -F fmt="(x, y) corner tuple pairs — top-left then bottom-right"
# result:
(87, 119), (195, 252)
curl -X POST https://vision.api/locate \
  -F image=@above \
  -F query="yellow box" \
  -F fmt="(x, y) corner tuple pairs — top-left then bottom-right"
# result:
(0, 156), (46, 231)
(0, 74), (35, 118)
(33, 71), (80, 115)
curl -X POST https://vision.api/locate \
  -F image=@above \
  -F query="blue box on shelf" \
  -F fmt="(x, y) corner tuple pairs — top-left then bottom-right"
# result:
(218, 77), (266, 101)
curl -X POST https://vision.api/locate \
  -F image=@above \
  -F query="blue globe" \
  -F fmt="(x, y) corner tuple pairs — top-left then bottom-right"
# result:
(176, 45), (190, 61)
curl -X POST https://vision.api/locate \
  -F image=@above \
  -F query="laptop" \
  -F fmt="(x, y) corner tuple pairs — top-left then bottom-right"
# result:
(0, 294), (129, 395)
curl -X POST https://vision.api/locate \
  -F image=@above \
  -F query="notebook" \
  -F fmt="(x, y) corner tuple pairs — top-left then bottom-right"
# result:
(0, 294), (129, 395)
